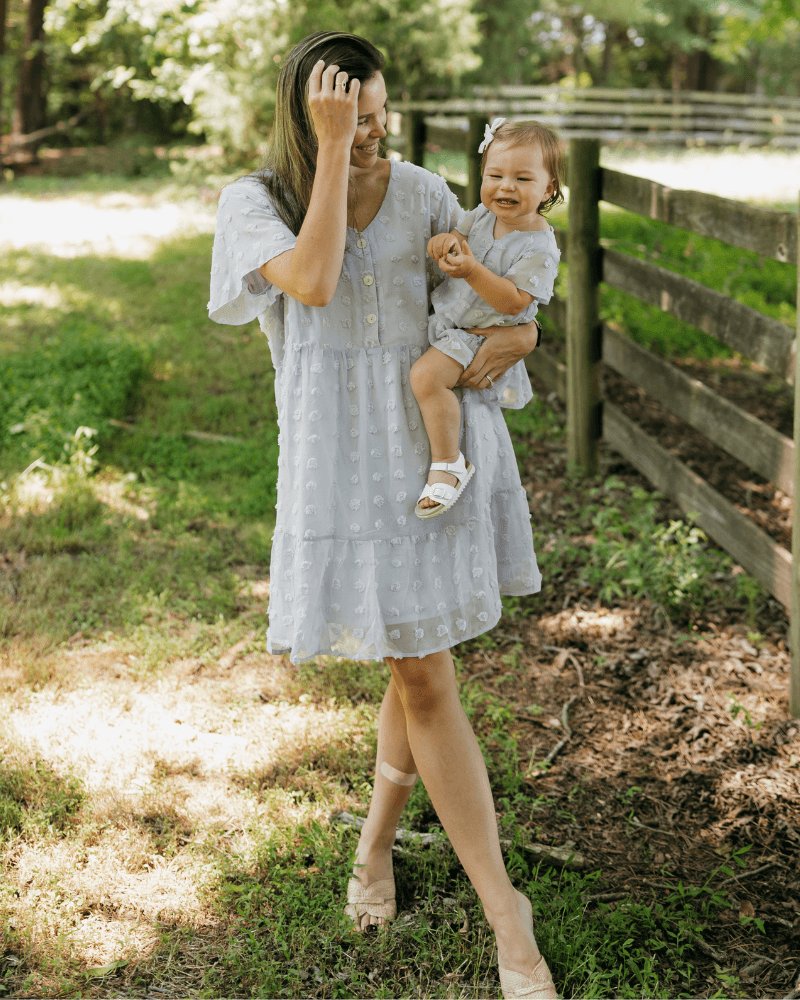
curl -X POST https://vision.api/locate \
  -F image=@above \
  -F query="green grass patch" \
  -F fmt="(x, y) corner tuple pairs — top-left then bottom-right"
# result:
(201, 816), (751, 999)
(0, 331), (150, 470)
(0, 751), (84, 841)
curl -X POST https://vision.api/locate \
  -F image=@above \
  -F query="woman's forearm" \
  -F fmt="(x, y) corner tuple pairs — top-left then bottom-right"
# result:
(454, 320), (540, 389)
(259, 142), (350, 306)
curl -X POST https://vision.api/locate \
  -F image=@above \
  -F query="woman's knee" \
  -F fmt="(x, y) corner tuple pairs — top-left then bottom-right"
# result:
(387, 652), (456, 717)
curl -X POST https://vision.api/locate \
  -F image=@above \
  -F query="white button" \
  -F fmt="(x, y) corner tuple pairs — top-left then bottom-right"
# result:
(363, 274), (374, 286)
(366, 313), (377, 324)
(366, 340), (378, 347)
(357, 238), (367, 248)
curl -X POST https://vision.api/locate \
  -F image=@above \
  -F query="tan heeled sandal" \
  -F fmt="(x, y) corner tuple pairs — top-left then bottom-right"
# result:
(497, 890), (559, 999)
(344, 875), (396, 932)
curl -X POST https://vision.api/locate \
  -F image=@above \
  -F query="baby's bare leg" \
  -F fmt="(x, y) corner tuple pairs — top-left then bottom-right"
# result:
(409, 347), (467, 509)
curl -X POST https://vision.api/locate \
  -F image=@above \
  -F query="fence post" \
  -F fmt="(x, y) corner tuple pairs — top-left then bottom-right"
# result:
(566, 138), (602, 476)
(404, 109), (426, 166)
(466, 115), (484, 207)
(791, 194), (800, 718)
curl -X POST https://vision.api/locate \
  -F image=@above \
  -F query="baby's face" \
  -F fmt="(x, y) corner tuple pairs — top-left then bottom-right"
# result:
(480, 142), (555, 225)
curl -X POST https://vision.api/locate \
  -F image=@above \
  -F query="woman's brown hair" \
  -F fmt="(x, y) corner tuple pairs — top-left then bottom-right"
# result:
(259, 32), (385, 234)
(480, 120), (565, 214)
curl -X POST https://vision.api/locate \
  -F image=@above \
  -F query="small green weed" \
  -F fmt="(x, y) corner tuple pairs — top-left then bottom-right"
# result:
(0, 753), (84, 841)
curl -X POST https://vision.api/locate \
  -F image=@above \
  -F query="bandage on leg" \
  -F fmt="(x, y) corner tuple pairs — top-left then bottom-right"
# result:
(380, 760), (418, 786)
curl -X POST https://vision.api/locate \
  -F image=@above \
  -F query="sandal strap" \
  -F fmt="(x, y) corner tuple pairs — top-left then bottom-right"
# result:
(429, 451), (466, 475)
(418, 482), (457, 503)
(346, 876), (396, 905)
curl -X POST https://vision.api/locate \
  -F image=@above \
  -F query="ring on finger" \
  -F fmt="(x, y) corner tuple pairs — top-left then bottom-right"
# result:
(485, 374), (493, 385)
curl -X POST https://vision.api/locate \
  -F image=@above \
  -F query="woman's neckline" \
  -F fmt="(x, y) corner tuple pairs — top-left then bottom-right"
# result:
(346, 158), (394, 234)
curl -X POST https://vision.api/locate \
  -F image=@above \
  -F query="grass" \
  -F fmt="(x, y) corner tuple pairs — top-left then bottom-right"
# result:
(0, 172), (785, 998)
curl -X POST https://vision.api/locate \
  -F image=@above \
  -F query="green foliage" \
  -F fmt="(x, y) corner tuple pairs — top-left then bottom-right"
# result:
(0, 331), (150, 469)
(600, 205), (796, 359)
(38, 0), (481, 158)
(5, 0), (800, 157)
(566, 476), (741, 624)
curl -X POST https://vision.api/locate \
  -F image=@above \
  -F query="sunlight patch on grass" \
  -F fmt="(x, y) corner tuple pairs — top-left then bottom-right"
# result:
(3, 825), (214, 987)
(538, 606), (638, 641)
(0, 650), (381, 995)
(0, 193), (216, 260)
(0, 282), (65, 309)
(93, 473), (154, 522)
(3, 663), (368, 800)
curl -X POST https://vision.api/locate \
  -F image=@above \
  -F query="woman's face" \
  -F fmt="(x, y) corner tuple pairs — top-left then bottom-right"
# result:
(350, 72), (388, 168)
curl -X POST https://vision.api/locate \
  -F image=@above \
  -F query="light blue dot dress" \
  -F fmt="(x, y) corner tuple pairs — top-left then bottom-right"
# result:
(428, 204), (561, 409)
(208, 159), (541, 664)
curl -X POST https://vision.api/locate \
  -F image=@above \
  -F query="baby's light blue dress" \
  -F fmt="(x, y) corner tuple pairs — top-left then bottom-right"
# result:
(429, 204), (561, 409)
(208, 159), (541, 664)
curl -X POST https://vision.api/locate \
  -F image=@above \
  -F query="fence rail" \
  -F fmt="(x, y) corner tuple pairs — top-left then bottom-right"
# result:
(396, 87), (800, 148)
(397, 118), (799, 716)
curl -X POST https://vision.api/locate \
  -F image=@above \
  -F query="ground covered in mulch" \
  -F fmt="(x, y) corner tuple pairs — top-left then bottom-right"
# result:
(465, 376), (799, 999)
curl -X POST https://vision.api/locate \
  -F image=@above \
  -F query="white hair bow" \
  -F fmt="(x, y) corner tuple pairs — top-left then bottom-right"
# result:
(478, 117), (506, 154)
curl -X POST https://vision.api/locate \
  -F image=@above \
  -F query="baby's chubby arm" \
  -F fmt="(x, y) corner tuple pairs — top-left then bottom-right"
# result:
(438, 241), (534, 323)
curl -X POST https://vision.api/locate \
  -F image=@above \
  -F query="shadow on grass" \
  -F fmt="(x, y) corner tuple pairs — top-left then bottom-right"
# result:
(183, 816), (742, 1000)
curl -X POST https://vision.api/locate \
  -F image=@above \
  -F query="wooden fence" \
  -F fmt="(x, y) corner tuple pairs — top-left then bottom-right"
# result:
(397, 86), (800, 148)
(398, 121), (800, 717)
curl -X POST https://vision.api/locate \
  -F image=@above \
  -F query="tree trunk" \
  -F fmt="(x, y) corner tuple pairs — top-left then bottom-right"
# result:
(14, 0), (48, 142)
(0, 0), (7, 136)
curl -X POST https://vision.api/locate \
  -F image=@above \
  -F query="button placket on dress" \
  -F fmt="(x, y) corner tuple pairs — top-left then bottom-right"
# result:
(358, 234), (381, 349)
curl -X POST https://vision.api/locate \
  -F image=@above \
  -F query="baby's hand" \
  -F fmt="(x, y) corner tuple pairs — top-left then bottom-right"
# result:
(437, 239), (477, 279)
(427, 232), (460, 260)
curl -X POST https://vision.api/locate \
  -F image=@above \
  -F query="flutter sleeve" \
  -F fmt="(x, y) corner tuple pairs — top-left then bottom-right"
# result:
(208, 176), (297, 325)
(429, 173), (465, 237)
(504, 241), (561, 305)
(426, 172), (465, 292)
(455, 205), (483, 238)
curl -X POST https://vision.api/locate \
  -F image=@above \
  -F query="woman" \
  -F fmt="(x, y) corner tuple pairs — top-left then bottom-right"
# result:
(208, 31), (558, 1000)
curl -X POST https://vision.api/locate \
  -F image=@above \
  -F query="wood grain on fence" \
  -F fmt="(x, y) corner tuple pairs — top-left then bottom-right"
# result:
(602, 323), (795, 496)
(602, 249), (795, 380)
(601, 170), (797, 264)
(397, 88), (800, 146)
(603, 403), (792, 608)
(566, 140), (602, 475)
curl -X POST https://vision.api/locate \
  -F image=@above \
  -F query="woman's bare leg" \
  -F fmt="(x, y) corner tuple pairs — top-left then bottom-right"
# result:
(409, 347), (466, 510)
(386, 647), (547, 977)
(349, 673), (417, 929)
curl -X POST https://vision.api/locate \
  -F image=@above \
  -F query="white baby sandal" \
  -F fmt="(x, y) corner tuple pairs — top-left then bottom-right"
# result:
(414, 451), (475, 519)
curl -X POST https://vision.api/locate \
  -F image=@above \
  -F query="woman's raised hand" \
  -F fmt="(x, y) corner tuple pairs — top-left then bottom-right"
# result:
(307, 59), (361, 148)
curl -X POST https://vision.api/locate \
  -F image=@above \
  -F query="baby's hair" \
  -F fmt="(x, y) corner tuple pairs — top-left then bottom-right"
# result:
(480, 120), (564, 214)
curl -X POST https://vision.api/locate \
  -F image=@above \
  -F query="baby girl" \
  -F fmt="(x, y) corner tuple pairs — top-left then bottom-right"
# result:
(409, 118), (563, 517)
